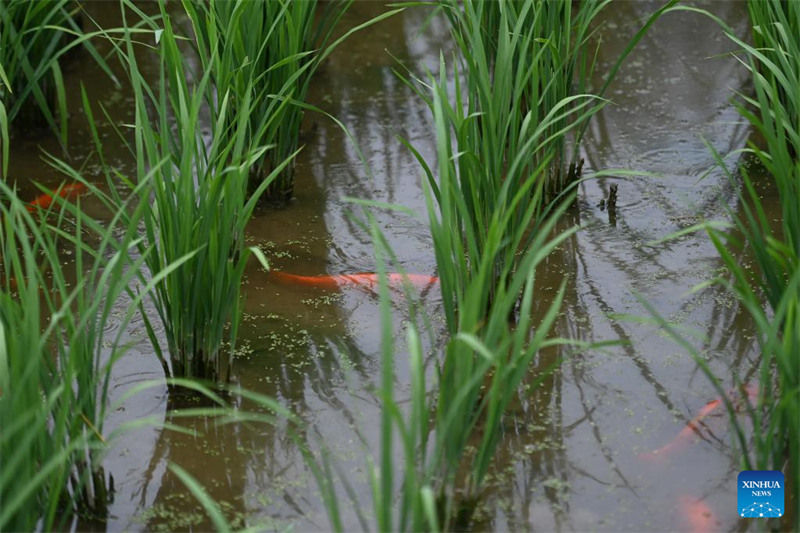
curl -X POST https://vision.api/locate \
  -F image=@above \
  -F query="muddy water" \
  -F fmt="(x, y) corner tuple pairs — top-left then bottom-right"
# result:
(4, 1), (774, 531)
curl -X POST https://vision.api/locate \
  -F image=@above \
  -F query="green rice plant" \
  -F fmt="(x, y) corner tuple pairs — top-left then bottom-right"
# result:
(0, 192), (75, 531)
(736, 9), (800, 522)
(180, 0), (401, 205)
(0, 0), (72, 140)
(351, 5), (666, 520)
(747, 0), (799, 153)
(83, 5), (293, 385)
(434, 0), (599, 199)
(0, 178), (152, 528)
(330, 16), (614, 524)
(431, 0), (678, 201)
(396, 58), (587, 525)
(706, 2), (797, 523)
(397, 51), (594, 327)
(395, 2), (676, 322)
(0, 0), (115, 150)
(648, 2), (799, 527)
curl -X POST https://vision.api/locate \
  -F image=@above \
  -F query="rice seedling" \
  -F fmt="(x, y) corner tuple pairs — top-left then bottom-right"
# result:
(432, 0), (595, 199)
(704, 3), (797, 525)
(0, 177), (152, 529)
(0, 193), (74, 531)
(180, 0), (401, 205)
(395, 53), (586, 327)
(81, 4), (295, 386)
(391, 55), (586, 526)
(646, 1), (799, 528)
(747, 0), (799, 150)
(429, 0), (678, 202)
(395, 2), (676, 323)
(0, 0), (115, 151)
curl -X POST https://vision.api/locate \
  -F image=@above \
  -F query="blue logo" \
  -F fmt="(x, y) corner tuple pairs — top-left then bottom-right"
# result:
(738, 470), (784, 518)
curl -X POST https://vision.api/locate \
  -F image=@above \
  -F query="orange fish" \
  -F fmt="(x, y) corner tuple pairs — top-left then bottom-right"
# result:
(639, 384), (758, 461)
(26, 182), (87, 212)
(271, 271), (439, 291)
(679, 496), (719, 533)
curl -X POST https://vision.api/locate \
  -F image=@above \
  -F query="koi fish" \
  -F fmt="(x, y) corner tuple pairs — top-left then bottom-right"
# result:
(270, 271), (439, 291)
(638, 383), (758, 461)
(679, 496), (719, 533)
(26, 182), (87, 212)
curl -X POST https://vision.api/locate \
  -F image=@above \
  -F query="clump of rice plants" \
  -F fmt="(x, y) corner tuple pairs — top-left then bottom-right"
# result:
(712, 1), (799, 526)
(748, 0), (799, 151)
(0, 0), (115, 152)
(649, 1), (799, 528)
(400, 58), (583, 526)
(0, 180), (147, 529)
(91, 5), (293, 385)
(396, 1), (675, 319)
(181, 0), (400, 206)
(397, 53), (595, 325)
(0, 0), (74, 138)
(435, 0), (598, 199)
(433, 0), (677, 202)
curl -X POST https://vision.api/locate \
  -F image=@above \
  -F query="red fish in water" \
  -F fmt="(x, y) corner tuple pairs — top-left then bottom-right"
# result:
(271, 271), (439, 291)
(679, 496), (719, 533)
(638, 384), (758, 461)
(26, 182), (87, 212)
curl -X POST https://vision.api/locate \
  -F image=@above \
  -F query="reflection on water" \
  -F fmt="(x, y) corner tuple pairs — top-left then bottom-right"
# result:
(7, 1), (776, 531)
